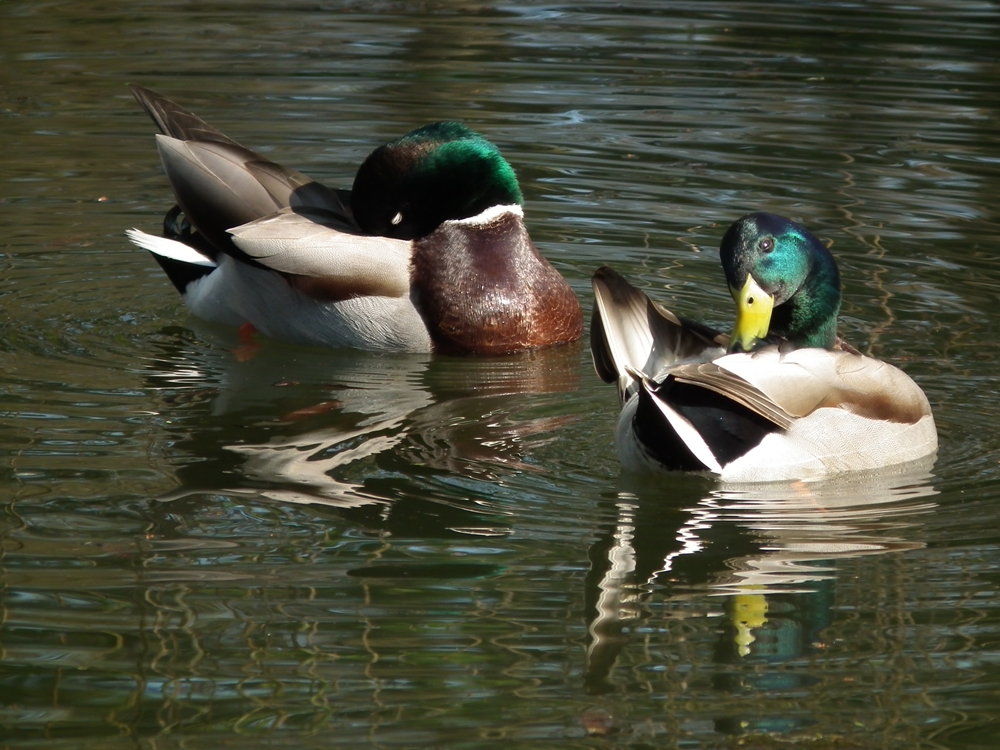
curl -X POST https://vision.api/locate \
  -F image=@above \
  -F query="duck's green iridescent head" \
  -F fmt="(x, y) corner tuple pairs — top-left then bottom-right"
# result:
(351, 122), (524, 239)
(719, 212), (841, 352)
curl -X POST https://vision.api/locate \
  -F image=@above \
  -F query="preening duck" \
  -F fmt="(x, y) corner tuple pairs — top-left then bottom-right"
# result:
(126, 85), (583, 355)
(591, 212), (937, 482)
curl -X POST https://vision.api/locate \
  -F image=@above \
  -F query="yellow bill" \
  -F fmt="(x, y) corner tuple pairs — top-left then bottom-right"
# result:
(728, 274), (774, 352)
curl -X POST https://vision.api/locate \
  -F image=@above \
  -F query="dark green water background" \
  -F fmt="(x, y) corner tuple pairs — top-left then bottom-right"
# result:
(3, 1), (1000, 747)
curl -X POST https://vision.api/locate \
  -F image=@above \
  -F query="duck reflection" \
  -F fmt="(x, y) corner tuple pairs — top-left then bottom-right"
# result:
(143, 324), (582, 536)
(584, 459), (938, 705)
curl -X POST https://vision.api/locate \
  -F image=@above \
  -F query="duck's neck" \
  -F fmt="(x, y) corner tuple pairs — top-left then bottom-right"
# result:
(770, 261), (841, 349)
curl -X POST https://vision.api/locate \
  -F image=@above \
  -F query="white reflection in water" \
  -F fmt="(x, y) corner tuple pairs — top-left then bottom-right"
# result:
(225, 357), (435, 510)
(586, 458), (939, 687)
(688, 456), (939, 593)
(152, 333), (581, 527)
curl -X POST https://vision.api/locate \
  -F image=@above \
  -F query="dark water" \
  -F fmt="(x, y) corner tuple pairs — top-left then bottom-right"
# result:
(3, 1), (1000, 747)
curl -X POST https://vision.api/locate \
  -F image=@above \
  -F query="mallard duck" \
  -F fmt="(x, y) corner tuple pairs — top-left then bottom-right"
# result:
(125, 85), (583, 355)
(591, 212), (937, 482)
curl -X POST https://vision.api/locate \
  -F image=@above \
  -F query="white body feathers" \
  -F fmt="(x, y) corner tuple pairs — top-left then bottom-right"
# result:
(615, 347), (938, 482)
(127, 226), (432, 351)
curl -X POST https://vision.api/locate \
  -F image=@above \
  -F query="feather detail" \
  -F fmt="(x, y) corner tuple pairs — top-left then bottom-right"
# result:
(130, 83), (241, 145)
(591, 266), (725, 400)
(709, 347), (933, 425)
(155, 136), (285, 222)
(125, 228), (215, 267)
(641, 381), (725, 473)
(228, 209), (412, 300)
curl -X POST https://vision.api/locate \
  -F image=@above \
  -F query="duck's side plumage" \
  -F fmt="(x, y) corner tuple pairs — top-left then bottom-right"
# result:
(127, 85), (582, 354)
(627, 345), (937, 481)
(592, 214), (937, 482)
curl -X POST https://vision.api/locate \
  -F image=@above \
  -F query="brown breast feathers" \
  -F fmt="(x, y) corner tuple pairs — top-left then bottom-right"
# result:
(411, 210), (583, 355)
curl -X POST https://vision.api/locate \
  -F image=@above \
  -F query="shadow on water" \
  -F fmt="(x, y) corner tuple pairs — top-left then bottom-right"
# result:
(583, 459), (939, 728)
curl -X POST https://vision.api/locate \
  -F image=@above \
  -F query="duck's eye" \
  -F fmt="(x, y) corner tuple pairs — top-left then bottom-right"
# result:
(391, 212), (403, 226)
(759, 237), (774, 253)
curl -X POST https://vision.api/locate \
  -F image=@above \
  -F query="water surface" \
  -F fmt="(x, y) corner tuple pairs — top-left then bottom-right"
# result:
(3, 1), (1000, 747)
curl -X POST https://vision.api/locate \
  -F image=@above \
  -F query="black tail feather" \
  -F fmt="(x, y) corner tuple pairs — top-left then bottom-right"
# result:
(150, 250), (214, 295)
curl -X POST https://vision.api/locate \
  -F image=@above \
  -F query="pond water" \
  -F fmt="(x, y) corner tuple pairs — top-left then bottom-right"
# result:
(4, 1), (1000, 747)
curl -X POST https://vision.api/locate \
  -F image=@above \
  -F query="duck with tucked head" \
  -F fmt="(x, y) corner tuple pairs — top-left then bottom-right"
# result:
(126, 85), (583, 355)
(591, 212), (937, 482)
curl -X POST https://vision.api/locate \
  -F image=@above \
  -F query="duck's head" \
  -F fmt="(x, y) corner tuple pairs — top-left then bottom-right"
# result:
(720, 212), (841, 352)
(351, 122), (524, 240)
